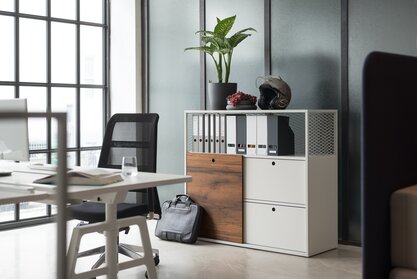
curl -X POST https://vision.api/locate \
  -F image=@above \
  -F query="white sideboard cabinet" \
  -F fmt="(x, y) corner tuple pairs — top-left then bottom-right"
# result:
(184, 110), (338, 257)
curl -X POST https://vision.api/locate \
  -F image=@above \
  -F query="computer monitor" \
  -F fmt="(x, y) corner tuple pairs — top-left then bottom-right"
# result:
(0, 99), (29, 162)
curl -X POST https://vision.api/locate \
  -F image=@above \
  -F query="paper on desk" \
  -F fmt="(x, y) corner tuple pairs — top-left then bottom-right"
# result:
(33, 168), (124, 186)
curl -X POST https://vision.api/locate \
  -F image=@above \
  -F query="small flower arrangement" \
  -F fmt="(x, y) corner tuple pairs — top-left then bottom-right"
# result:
(226, 91), (257, 107)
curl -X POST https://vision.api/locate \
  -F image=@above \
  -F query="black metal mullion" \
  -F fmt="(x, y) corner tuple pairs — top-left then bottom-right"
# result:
(76, 0), (81, 166)
(103, 0), (110, 124)
(46, 0), (52, 164)
(0, 10), (107, 28)
(340, 0), (350, 243)
(264, 0), (271, 76)
(14, 0), (20, 222)
(0, 81), (105, 89)
(15, 203), (20, 221)
(199, 0), (206, 110)
(141, 0), (149, 112)
(14, 0), (19, 98)
(45, 0), (52, 215)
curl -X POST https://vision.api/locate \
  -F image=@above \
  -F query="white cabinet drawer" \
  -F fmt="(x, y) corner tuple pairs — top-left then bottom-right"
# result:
(244, 158), (306, 204)
(244, 202), (307, 252)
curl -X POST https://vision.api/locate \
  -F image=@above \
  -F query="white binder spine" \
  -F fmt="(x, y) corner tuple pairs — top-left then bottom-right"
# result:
(204, 114), (210, 152)
(246, 115), (257, 156)
(215, 114), (221, 153)
(220, 115), (226, 153)
(210, 114), (215, 153)
(198, 114), (204, 152)
(226, 115), (236, 154)
(192, 114), (199, 152)
(256, 115), (268, 156)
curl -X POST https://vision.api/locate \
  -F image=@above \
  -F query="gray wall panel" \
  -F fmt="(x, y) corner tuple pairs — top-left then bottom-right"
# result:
(271, 0), (341, 110)
(148, 0), (200, 203)
(206, 0), (264, 98)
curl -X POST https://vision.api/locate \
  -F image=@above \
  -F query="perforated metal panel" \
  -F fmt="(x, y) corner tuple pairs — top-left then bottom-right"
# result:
(186, 113), (195, 152)
(308, 112), (335, 155)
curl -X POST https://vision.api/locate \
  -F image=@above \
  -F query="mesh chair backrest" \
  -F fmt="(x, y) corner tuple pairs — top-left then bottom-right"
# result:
(98, 113), (161, 214)
(98, 113), (158, 172)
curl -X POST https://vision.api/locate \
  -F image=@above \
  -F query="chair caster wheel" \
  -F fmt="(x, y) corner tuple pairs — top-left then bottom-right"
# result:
(145, 255), (159, 278)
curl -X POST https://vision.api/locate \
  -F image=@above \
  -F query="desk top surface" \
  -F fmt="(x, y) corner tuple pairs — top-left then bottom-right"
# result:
(0, 162), (191, 205)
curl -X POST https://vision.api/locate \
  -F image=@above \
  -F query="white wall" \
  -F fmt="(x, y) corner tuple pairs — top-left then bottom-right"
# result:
(110, 0), (142, 114)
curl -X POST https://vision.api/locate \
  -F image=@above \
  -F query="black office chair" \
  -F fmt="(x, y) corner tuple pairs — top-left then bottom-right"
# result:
(68, 113), (161, 271)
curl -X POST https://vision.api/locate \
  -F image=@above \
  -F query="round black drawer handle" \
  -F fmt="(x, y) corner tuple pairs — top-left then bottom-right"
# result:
(272, 207), (276, 212)
(272, 161), (276, 166)
(212, 158), (215, 163)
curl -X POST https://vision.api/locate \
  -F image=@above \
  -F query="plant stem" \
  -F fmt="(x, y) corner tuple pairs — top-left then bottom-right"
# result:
(209, 54), (222, 83)
(217, 53), (223, 83)
(224, 51), (233, 83)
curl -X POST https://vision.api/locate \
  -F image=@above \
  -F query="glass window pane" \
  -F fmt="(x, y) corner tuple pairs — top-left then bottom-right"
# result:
(81, 89), (103, 147)
(51, 0), (76, 20)
(19, 19), (47, 83)
(0, 0), (14, 12)
(0, 86), (14, 99)
(20, 202), (47, 220)
(81, 149), (100, 167)
(80, 26), (103, 85)
(0, 204), (15, 222)
(51, 22), (76, 84)
(51, 88), (77, 148)
(51, 151), (76, 166)
(30, 153), (47, 164)
(0, 16), (15, 82)
(19, 87), (47, 151)
(80, 0), (103, 24)
(51, 204), (57, 215)
(20, 0), (46, 16)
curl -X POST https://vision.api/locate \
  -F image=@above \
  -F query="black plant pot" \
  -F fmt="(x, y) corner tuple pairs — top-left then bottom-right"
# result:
(206, 82), (237, 110)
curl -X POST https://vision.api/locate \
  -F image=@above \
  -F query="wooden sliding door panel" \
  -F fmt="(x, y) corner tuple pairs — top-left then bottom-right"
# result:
(186, 152), (243, 243)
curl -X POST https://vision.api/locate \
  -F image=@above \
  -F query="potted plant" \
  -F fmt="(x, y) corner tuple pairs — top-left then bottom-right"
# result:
(185, 15), (256, 110)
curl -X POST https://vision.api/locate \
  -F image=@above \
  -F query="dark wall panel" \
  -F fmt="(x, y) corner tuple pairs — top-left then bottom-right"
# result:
(271, 0), (341, 110)
(270, 0), (343, 238)
(348, 0), (417, 242)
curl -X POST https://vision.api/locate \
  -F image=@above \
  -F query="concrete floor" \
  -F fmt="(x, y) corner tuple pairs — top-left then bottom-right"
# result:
(0, 220), (361, 279)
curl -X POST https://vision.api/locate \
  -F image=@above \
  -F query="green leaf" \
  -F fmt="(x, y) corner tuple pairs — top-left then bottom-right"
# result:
(228, 33), (251, 48)
(233, 27), (257, 35)
(184, 46), (214, 55)
(214, 15), (236, 37)
(195, 30), (215, 36)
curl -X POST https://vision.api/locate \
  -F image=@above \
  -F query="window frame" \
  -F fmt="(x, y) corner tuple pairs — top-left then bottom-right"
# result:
(0, 0), (110, 229)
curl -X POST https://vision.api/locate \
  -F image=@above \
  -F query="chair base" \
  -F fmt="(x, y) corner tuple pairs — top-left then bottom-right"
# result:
(78, 243), (160, 269)
(67, 215), (158, 279)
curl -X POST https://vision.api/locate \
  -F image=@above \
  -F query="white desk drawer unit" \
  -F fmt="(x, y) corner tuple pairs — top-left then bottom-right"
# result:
(184, 110), (338, 257)
(244, 158), (306, 205)
(244, 202), (307, 252)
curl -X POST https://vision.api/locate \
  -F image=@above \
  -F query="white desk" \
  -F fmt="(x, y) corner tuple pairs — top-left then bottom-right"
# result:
(0, 162), (192, 279)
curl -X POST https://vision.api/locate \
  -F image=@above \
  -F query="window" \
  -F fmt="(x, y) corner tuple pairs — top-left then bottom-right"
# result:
(0, 0), (109, 228)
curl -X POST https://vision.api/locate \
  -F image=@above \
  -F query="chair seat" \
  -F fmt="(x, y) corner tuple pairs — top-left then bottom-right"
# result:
(70, 202), (150, 223)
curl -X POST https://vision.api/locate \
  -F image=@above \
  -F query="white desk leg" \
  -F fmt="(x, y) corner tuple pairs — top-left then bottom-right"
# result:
(105, 203), (118, 278)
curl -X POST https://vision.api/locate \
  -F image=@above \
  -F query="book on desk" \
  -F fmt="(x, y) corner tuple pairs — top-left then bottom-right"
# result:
(33, 168), (124, 186)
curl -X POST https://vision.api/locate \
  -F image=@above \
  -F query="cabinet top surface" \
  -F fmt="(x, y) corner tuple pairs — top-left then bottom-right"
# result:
(184, 109), (337, 114)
